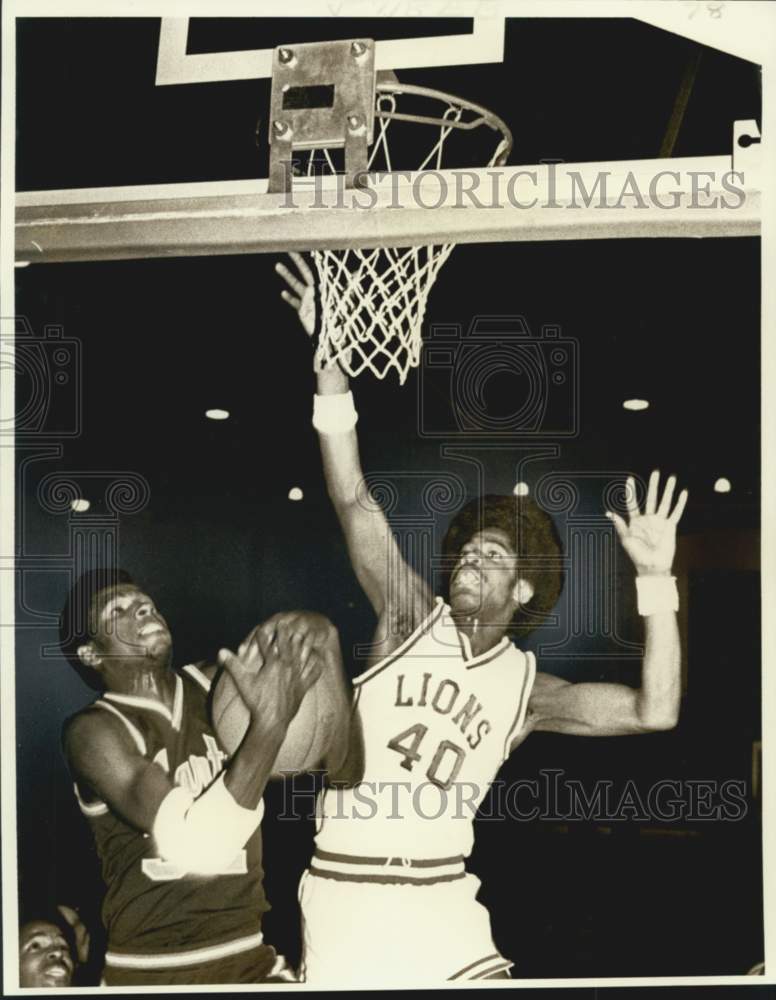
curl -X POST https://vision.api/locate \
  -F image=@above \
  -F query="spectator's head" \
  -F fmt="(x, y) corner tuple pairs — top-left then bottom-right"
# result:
(19, 912), (75, 988)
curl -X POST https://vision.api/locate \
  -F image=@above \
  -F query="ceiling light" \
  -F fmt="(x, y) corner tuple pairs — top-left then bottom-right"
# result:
(623, 399), (649, 411)
(714, 478), (732, 494)
(288, 487), (304, 501)
(205, 408), (230, 421)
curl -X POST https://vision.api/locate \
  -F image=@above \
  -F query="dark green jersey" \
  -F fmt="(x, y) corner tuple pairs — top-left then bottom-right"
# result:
(71, 664), (270, 972)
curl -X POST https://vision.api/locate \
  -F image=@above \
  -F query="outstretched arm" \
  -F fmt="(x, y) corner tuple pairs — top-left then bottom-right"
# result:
(523, 470), (687, 740)
(277, 254), (433, 639)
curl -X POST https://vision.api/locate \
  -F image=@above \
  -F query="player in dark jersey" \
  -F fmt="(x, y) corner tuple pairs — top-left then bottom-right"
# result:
(279, 255), (688, 983)
(60, 567), (348, 986)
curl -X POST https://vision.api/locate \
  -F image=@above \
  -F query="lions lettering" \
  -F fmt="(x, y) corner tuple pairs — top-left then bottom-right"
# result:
(394, 674), (492, 750)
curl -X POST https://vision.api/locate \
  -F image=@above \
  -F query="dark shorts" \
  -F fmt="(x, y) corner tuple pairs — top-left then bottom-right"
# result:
(103, 943), (293, 986)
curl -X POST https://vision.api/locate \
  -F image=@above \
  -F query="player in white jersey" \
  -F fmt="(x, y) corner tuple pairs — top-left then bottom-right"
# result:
(279, 254), (688, 985)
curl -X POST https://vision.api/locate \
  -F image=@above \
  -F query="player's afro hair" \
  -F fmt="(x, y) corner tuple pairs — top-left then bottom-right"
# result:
(59, 567), (135, 690)
(442, 494), (564, 638)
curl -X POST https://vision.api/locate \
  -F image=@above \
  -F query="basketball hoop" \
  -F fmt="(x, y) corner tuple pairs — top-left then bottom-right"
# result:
(267, 41), (513, 383)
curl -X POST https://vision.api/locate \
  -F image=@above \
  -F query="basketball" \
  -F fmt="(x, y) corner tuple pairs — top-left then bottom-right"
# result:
(211, 657), (342, 774)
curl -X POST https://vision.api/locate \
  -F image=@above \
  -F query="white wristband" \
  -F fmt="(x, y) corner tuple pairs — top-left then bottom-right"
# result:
(635, 575), (679, 616)
(313, 391), (358, 435)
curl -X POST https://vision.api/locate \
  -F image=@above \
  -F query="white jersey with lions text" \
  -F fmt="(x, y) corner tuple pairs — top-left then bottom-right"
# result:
(315, 598), (535, 860)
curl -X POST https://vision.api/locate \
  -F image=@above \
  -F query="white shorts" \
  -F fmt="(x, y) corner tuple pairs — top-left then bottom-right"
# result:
(298, 865), (512, 986)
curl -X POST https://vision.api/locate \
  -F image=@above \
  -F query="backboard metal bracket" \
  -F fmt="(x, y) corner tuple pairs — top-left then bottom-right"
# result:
(732, 119), (761, 180)
(267, 39), (376, 194)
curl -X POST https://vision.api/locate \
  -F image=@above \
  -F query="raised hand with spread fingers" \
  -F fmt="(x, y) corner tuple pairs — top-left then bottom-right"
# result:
(607, 470), (688, 576)
(276, 252), (316, 338)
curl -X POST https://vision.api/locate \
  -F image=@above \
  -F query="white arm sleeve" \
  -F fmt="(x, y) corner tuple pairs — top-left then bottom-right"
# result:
(152, 775), (265, 875)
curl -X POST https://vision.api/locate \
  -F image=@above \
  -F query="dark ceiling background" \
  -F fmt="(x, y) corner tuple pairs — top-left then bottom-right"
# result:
(13, 16), (763, 982)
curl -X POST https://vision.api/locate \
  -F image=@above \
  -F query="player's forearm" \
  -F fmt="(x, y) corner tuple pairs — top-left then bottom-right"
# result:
(606, 471), (685, 731)
(150, 713), (284, 871)
(634, 609), (681, 731)
(316, 366), (349, 396)
(318, 429), (366, 513)
(154, 729), (278, 872)
(314, 370), (365, 510)
(224, 714), (286, 809)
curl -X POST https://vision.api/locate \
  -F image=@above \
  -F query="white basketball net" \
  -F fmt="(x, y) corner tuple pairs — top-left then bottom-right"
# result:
(305, 88), (511, 384)
(314, 243), (455, 383)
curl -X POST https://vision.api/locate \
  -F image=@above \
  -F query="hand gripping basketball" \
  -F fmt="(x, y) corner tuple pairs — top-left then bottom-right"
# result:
(218, 614), (324, 728)
(258, 612), (328, 713)
(213, 613), (342, 773)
